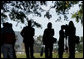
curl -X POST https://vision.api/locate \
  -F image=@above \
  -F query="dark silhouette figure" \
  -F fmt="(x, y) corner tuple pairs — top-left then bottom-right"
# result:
(42, 22), (55, 58)
(21, 20), (35, 58)
(68, 21), (76, 58)
(1, 23), (6, 58)
(1, 23), (6, 48)
(9, 23), (16, 58)
(58, 25), (65, 58)
(1, 22), (16, 58)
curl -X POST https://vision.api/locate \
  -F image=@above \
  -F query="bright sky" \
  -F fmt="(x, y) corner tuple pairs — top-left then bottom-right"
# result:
(1, 1), (83, 40)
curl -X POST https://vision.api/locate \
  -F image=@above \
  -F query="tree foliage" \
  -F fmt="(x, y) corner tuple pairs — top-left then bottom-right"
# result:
(1, 1), (82, 28)
(72, 1), (83, 25)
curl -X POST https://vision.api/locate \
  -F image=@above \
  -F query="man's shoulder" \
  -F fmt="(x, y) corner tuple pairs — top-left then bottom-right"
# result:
(32, 27), (34, 29)
(45, 28), (48, 30)
(23, 26), (28, 29)
(45, 28), (54, 31)
(32, 27), (35, 31)
(23, 26), (35, 30)
(52, 28), (54, 31)
(44, 28), (48, 31)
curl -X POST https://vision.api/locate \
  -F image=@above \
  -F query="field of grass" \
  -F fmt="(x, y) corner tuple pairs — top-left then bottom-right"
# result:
(1, 52), (83, 58)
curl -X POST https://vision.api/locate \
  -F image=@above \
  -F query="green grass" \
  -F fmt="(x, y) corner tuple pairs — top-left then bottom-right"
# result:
(1, 52), (83, 58)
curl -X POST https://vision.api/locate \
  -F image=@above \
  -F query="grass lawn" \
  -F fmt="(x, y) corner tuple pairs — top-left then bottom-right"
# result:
(2, 52), (83, 58)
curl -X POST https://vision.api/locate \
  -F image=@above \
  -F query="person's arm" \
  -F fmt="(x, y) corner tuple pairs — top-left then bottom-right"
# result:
(58, 31), (60, 45)
(51, 29), (54, 37)
(52, 29), (54, 36)
(20, 27), (25, 37)
(33, 28), (35, 36)
(13, 32), (16, 45)
(74, 27), (76, 36)
(42, 30), (46, 45)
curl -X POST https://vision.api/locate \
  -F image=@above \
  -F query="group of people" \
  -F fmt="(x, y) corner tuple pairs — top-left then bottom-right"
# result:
(1, 20), (79, 58)
(58, 21), (77, 58)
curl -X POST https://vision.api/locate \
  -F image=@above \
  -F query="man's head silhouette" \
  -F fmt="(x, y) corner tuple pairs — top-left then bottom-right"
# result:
(61, 25), (64, 30)
(3, 22), (10, 27)
(9, 23), (12, 28)
(3, 23), (7, 27)
(28, 20), (32, 27)
(69, 21), (74, 27)
(47, 22), (52, 29)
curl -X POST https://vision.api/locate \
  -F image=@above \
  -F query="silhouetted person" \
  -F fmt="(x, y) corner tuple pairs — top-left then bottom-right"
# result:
(68, 21), (76, 58)
(1, 22), (16, 58)
(42, 22), (55, 58)
(21, 20), (35, 58)
(1, 23), (6, 58)
(9, 23), (16, 58)
(58, 25), (65, 58)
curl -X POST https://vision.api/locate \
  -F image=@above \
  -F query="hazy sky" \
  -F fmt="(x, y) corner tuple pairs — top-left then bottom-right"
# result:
(1, 1), (83, 40)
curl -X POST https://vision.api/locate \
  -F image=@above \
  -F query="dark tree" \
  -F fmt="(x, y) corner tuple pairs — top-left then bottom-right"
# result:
(1, 1), (82, 27)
